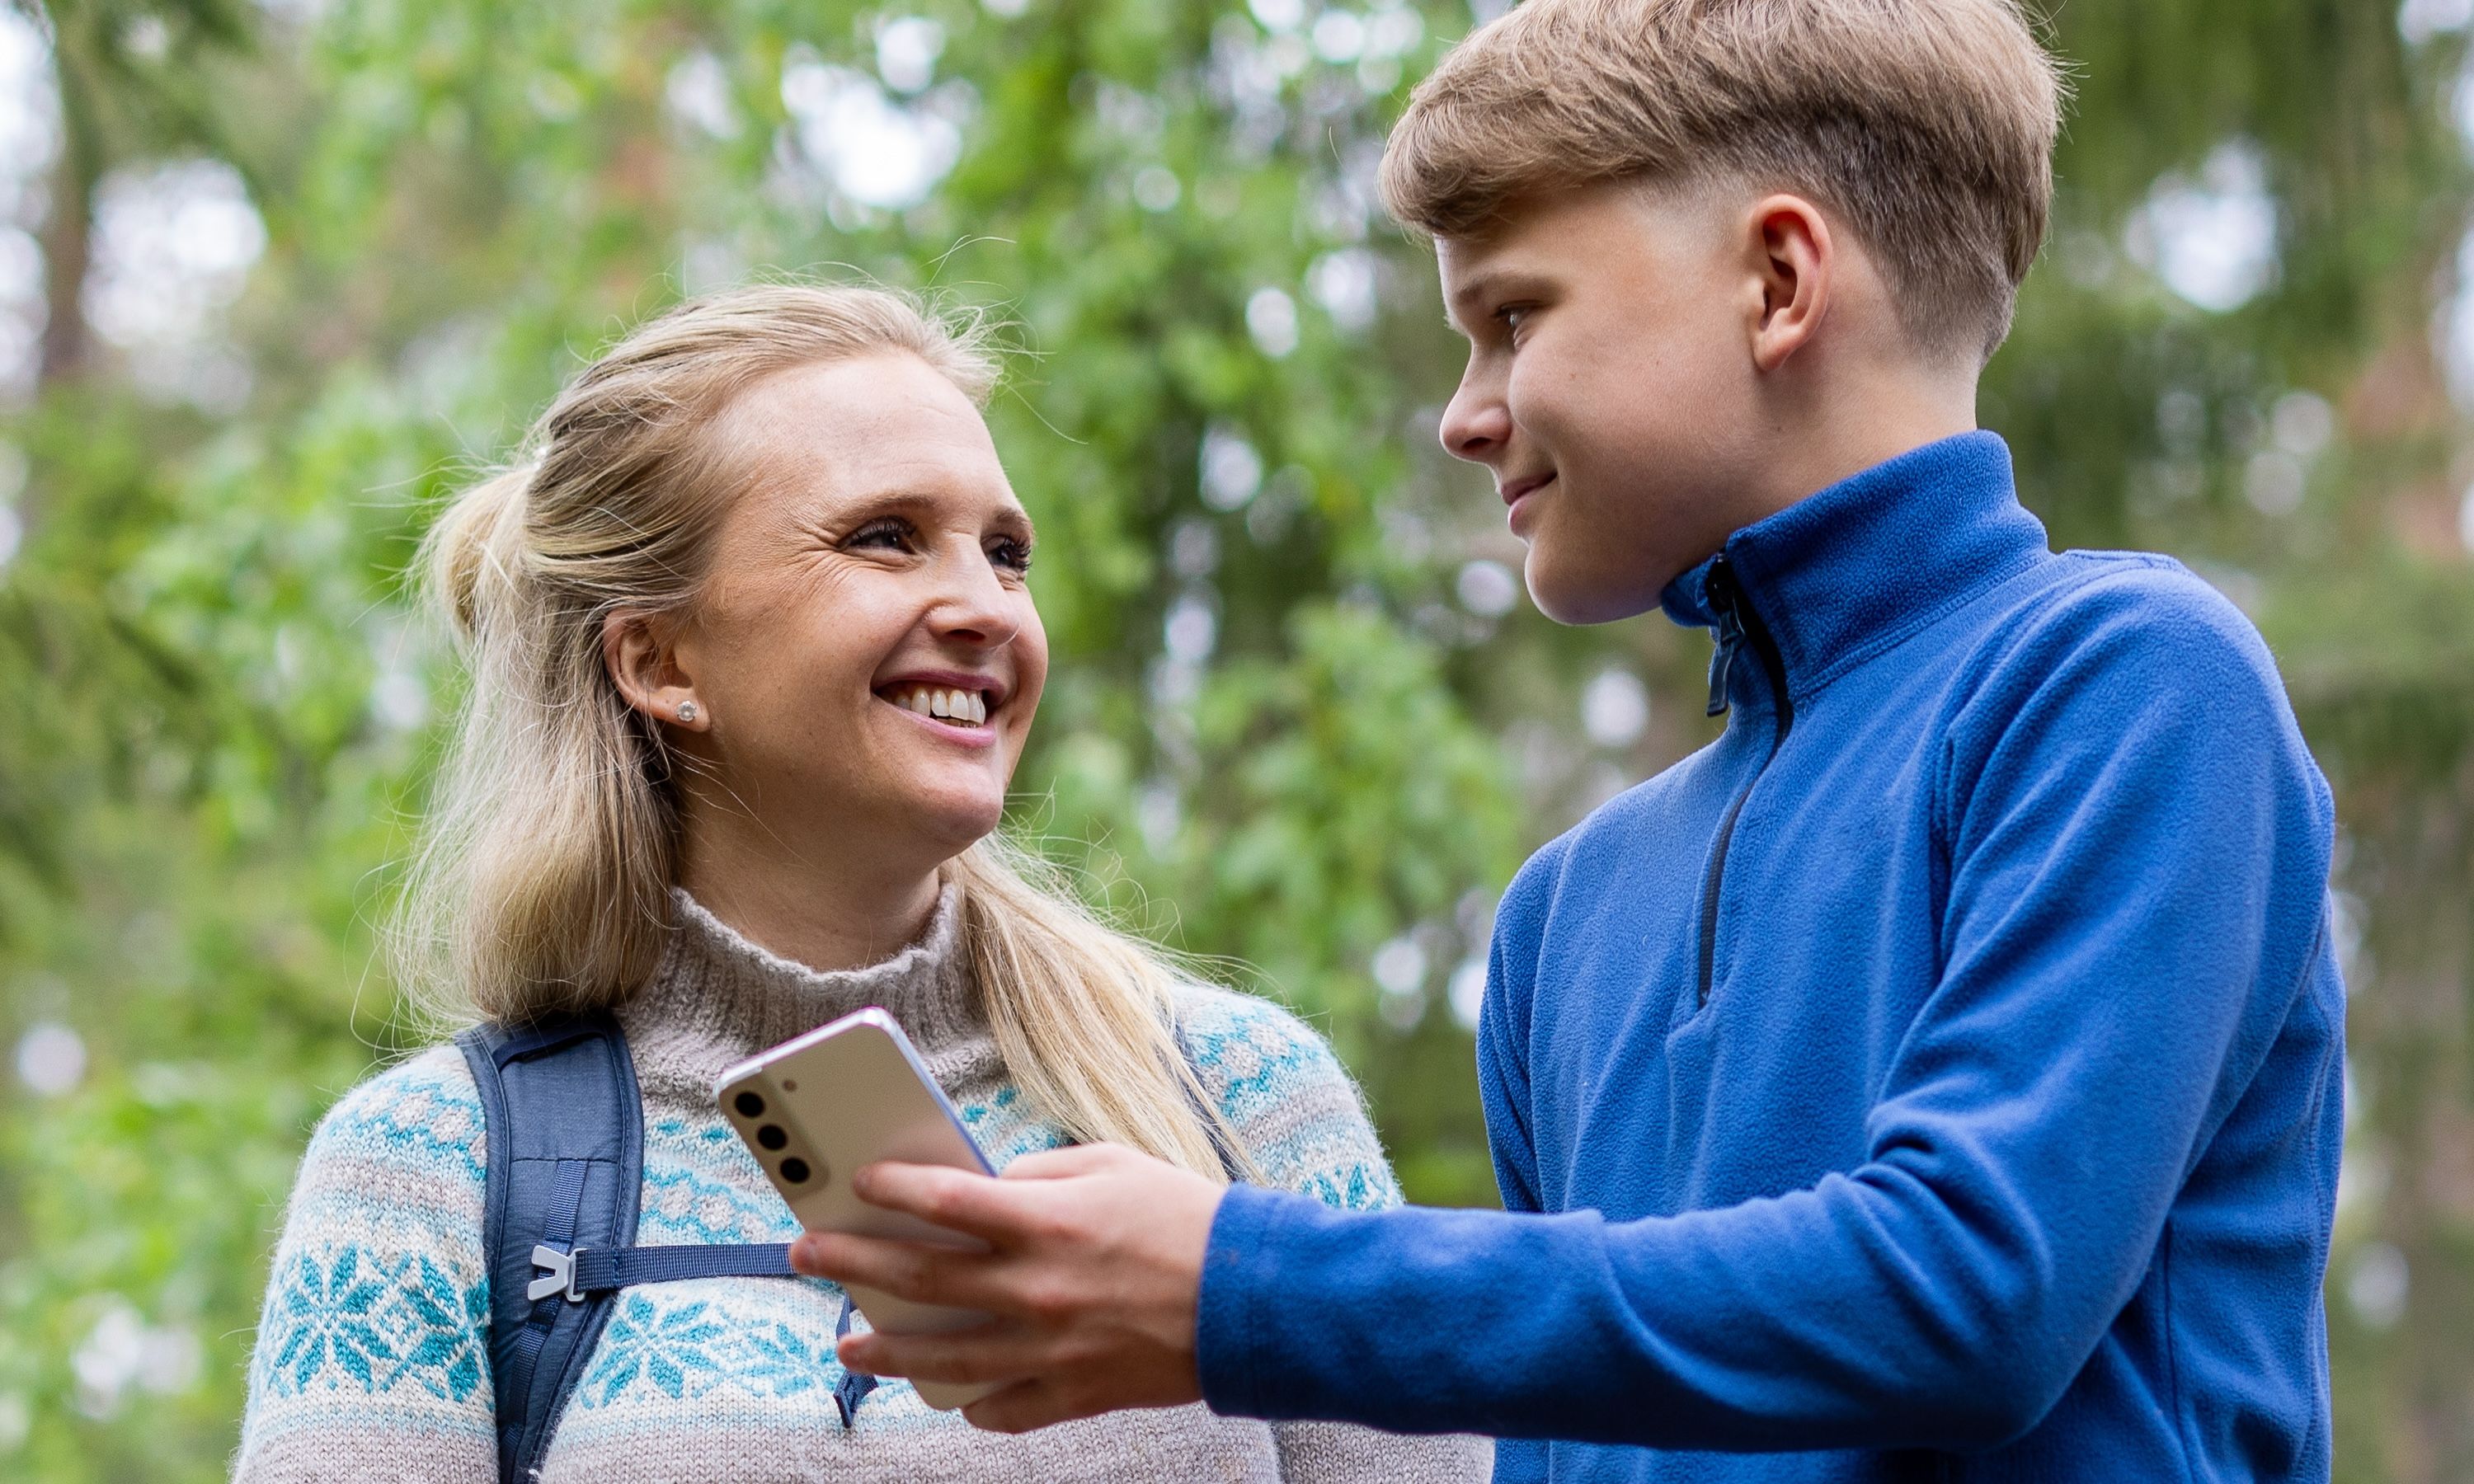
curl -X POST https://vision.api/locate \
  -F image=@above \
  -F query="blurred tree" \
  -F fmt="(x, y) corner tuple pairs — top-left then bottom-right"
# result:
(15, 0), (260, 385)
(0, 0), (2467, 1478)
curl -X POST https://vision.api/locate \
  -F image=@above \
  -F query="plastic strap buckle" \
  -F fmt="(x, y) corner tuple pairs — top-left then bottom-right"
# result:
(528, 1244), (588, 1303)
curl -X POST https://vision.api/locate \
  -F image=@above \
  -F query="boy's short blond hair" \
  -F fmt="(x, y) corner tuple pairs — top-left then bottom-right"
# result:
(1379, 0), (2065, 364)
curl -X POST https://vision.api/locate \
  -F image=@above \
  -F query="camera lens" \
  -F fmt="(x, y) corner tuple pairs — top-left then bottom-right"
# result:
(778, 1157), (811, 1184)
(756, 1124), (788, 1151)
(733, 1091), (764, 1118)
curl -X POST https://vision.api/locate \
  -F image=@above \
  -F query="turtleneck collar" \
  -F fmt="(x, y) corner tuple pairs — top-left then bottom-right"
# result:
(618, 881), (993, 1101)
(1660, 431), (2050, 711)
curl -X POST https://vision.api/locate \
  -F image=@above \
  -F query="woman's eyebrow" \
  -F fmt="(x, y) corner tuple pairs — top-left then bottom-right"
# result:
(801, 485), (934, 528)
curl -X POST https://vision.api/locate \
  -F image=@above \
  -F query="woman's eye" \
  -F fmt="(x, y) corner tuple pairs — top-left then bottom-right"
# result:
(989, 538), (1033, 573)
(847, 518), (915, 552)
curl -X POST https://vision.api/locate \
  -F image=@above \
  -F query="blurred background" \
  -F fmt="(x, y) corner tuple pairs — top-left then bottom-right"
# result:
(0, 0), (2467, 1477)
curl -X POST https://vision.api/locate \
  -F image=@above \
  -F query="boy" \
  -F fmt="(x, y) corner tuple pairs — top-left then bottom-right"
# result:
(796, 0), (2345, 1478)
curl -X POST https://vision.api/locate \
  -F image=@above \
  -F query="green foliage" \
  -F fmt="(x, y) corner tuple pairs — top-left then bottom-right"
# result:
(0, 0), (2468, 1477)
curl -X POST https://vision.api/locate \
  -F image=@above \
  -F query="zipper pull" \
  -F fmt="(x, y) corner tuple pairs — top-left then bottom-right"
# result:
(1705, 559), (1743, 718)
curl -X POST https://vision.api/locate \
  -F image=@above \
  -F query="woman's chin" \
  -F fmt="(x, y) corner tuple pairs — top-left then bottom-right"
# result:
(892, 782), (1009, 858)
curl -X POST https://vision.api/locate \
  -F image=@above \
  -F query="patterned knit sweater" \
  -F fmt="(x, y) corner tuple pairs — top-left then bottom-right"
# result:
(234, 886), (1489, 1482)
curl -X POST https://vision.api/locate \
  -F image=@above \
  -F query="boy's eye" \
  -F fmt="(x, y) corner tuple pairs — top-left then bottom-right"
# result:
(1497, 304), (1533, 336)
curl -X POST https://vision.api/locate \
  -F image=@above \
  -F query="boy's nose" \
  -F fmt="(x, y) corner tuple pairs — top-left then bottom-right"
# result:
(1438, 383), (1512, 465)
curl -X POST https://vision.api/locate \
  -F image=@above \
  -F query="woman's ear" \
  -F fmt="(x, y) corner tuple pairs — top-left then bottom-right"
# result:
(603, 609), (710, 731)
(1743, 193), (1834, 375)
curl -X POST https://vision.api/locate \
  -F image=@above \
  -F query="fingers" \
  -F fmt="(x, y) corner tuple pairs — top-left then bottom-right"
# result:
(836, 1324), (1043, 1388)
(995, 1143), (1136, 1181)
(794, 1144), (1215, 1434)
(792, 1231), (1001, 1310)
(960, 1379), (1088, 1435)
(848, 1162), (1042, 1244)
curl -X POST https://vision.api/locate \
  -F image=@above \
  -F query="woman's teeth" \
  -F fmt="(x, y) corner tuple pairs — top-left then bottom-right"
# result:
(886, 684), (989, 726)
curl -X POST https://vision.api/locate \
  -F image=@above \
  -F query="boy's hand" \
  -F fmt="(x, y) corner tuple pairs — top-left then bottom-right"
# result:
(788, 1143), (1225, 1433)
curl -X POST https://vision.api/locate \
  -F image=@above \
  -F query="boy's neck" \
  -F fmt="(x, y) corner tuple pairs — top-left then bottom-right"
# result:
(1738, 365), (1982, 533)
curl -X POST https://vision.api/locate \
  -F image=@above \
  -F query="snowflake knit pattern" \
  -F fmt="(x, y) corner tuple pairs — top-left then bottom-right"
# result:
(234, 885), (1490, 1483)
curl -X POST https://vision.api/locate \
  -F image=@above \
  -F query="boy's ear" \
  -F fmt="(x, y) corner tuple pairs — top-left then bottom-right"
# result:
(603, 609), (710, 732)
(1743, 194), (1834, 375)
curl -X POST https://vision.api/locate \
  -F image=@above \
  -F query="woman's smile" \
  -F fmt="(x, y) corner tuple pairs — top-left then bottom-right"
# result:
(877, 671), (1005, 748)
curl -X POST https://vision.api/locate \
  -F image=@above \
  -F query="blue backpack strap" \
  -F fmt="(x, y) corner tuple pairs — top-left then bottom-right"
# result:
(457, 1016), (824, 1477)
(458, 1014), (646, 1484)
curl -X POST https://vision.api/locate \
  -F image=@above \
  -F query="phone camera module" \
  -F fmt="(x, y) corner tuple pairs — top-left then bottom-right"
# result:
(778, 1157), (812, 1184)
(733, 1091), (765, 1118)
(756, 1124), (788, 1151)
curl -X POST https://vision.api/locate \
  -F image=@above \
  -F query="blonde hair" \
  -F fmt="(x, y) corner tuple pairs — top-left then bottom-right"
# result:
(1378, 0), (2066, 363)
(394, 282), (1247, 1181)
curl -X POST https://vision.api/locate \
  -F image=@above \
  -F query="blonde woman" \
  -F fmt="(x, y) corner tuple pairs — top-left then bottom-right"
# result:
(233, 284), (1489, 1482)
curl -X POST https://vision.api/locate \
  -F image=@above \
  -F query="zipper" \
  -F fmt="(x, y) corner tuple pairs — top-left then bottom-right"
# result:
(1696, 556), (1794, 1008)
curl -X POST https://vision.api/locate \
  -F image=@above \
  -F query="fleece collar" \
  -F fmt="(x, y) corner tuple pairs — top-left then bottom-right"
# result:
(1659, 430), (2051, 706)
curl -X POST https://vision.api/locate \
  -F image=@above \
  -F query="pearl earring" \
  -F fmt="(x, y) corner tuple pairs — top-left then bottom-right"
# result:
(675, 701), (699, 723)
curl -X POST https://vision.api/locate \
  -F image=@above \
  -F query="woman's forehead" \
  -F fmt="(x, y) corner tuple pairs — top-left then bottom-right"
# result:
(725, 353), (988, 453)
(717, 354), (1015, 515)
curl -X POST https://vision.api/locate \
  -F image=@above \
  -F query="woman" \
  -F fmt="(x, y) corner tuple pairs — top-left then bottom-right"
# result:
(234, 284), (1489, 1481)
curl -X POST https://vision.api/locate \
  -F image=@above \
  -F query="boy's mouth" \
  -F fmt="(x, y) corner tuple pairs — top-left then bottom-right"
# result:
(878, 682), (994, 729)
(1502, 472), (1555, 507)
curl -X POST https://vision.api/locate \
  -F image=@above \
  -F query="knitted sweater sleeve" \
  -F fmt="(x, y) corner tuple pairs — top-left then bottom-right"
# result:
(1176, 987), (1493, 1483)
(233, 1045), (497, 1483)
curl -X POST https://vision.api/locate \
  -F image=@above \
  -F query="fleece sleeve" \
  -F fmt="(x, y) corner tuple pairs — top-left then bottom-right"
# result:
(1195, 579), (2334, 1450)
(1472, 848), (1559, 1484)
(1474, 838), (1559, 1222)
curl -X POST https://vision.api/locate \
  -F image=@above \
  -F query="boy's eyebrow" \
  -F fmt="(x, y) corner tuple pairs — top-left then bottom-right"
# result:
(1442, 265), (1551, 331)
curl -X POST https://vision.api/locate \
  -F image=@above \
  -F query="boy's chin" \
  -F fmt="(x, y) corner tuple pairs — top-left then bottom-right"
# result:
(1524, 552), (1663, 627)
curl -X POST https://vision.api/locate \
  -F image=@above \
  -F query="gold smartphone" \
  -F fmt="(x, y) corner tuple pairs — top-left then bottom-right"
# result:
(714, 1007), (999, 1411)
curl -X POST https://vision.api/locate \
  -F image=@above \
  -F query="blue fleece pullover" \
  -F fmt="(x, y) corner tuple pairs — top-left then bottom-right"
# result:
(1197, 433), (2344, 1482)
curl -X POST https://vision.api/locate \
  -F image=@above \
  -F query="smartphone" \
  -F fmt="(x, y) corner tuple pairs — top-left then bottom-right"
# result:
(714, 1007), (1000, 1411)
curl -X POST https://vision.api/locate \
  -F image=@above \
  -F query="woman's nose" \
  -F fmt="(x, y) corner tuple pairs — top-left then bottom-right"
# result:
(925, 546), (1023, 648)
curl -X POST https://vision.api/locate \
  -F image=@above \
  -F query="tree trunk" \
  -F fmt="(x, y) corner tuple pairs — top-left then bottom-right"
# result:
(35, 23), (96, 388)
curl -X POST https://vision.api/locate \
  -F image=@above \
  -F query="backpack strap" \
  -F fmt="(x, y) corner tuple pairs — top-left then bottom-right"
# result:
(458, 1014), (646, 1484)
(457, 1014), (899, 1466)
(544, 1242), (797, 1298)
(454, 1016), (802, 1479)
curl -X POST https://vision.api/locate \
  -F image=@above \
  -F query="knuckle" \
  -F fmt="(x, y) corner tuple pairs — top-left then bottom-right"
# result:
(1020, 1277), (1079, 1327)
(920, 1181), (970, 1227)
(889, 1252), (938, 1301)
(1023, 1209), (1076, 1247)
